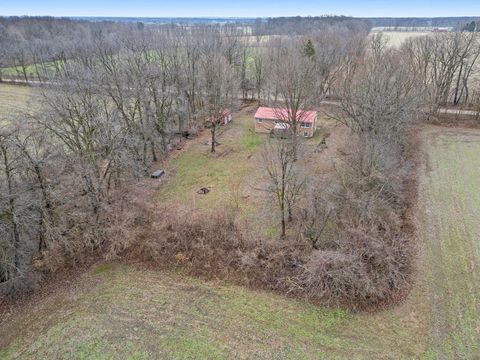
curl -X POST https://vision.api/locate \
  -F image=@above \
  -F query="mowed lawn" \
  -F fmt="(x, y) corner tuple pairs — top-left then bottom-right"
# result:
(419, 127), (480, 358)
(157, 107), (264, 211)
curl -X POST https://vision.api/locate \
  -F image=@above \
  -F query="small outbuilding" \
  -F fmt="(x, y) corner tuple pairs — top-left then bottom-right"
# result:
(221, 109), (233, 125)
(151, 170), (165, 179)
(207, 109), (233, 126)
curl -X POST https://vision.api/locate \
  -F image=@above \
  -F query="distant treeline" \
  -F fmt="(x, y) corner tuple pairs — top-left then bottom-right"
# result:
(0, 17), (139, 74)
(71, 16), (257, 24)
(361, 17), (480, 29)
(0, 16), (370, 75)
(50, 16), (480, 29)
(252, 16), (371, 35)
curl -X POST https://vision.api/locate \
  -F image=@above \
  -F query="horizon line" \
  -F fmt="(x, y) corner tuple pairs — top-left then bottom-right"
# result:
(1, 14), (480, 19)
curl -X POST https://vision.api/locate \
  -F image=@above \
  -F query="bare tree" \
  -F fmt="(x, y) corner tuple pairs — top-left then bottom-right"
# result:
(0, 129), (21, 282)
(335, 47), (424, 175)
(199, 52), (238, 153)
(270, 42), (318, 137)
(13, 126), (56, 253)
(262, 138), (305, 237)
(252, 48), (269, 101)
(403, 32), (480, 108)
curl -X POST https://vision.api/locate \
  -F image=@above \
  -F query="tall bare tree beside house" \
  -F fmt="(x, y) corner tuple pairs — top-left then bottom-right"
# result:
(269, 42), (319, 146)
(252, 48), (269, 101)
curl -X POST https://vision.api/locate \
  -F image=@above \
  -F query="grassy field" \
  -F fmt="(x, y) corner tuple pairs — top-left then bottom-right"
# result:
(0, 263), (430, 359)
(0, 83), (38, 123)
(1, 116), (480, 358)
(418, 127), (480, 358)
(0, 61), (59, 80)
(370, 31), (430, 47)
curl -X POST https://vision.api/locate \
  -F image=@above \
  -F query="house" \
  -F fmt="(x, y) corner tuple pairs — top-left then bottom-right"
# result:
(254, 107), (317, 138)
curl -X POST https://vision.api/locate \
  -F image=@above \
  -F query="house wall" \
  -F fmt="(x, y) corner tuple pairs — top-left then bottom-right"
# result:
(299, 117), (316, 138)
(254, 117), (317, 138)
(255, 118), (275, 134)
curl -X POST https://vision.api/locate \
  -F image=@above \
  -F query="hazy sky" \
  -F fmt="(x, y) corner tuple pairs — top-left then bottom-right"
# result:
(2, 0), (480, 18)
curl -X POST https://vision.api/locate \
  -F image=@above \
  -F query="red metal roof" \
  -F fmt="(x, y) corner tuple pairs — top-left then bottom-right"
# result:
(254, 107), (316, 123)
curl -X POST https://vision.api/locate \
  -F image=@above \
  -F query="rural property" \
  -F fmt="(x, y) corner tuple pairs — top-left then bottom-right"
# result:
(1, 8), (480, 360)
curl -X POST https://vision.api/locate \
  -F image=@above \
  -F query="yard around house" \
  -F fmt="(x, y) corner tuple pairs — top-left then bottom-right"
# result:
(157, 106), (264, 211)
(1, 88), (480, 358)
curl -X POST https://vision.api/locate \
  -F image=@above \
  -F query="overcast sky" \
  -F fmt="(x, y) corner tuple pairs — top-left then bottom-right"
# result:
(2, 0), (480, 18)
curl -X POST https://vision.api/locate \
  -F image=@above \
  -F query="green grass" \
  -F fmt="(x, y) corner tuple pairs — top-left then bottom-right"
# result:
(92, 263), (116, 274)
(0, 264), (430, 359)
(1, 60), (60, 79)
(419, 127), (480, 358)
(240, 125), (262, 150)
(158, 112), (265, 210)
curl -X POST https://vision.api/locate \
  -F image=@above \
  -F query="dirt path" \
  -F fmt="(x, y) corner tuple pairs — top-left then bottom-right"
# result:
(417, 126), (480, 358)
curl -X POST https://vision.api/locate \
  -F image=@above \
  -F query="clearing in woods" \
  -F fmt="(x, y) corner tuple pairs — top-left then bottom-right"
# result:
(0, 93), (480, 358)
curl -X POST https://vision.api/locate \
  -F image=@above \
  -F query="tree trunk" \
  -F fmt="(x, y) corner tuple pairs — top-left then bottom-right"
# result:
(1, 145), (21, 276)
(211, 124), (216, 153)
(33, 164), (54, 252)
(150, 140), (158, 162)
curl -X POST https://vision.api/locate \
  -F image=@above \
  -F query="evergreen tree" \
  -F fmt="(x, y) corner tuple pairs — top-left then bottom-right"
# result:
(304, 39), (315, 58)
(462, 21), (476, 32)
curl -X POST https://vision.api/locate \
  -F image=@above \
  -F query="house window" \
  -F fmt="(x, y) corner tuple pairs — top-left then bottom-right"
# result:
(301, 122), (311, 128)
(257, 118), (263, 123)
(303, 132), (309, 137)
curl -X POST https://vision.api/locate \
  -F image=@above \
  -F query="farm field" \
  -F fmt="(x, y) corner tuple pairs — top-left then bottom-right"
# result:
(0, 61), (59, 80)
(418, 127), (480, 358)
(1, 90), (480, 358)
(0, 262), (431, 359)
(370, 31), (430, 47)
(0, 83), (39, 123)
